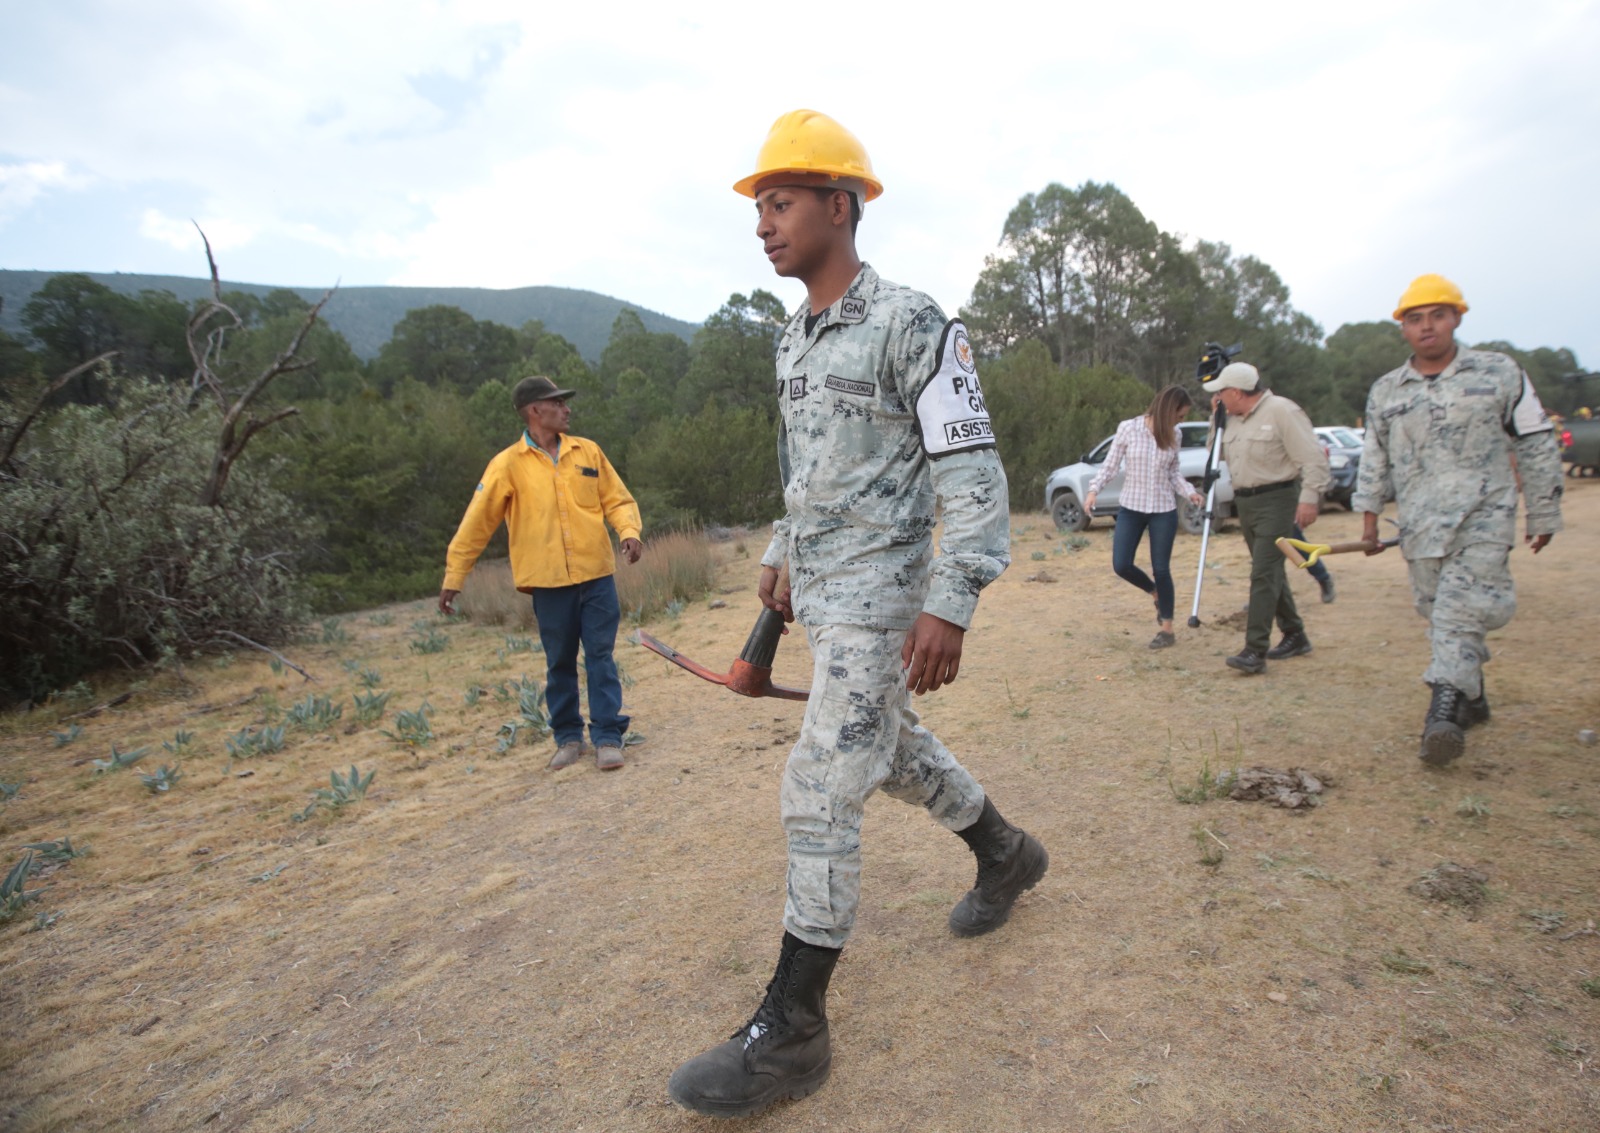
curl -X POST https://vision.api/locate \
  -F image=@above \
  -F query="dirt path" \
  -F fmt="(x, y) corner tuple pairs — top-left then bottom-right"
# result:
(3, 483), (1598, 1132)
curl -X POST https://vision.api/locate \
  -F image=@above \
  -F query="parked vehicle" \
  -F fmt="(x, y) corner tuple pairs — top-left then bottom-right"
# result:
(1044, 420), (1233, 535)
(1560, 418), (1600, 475)
(1313, 426), (1362, 510)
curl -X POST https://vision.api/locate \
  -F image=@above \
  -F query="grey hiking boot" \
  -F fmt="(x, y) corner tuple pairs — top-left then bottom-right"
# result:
(547, 740), (585, 770)
(1421, 684), (1466, 766)
(949, 798), (1049, 937)
(1265, 630), (1313, 660)
(1318, 575), (1336, 603)
(668, 932), (840, 1118)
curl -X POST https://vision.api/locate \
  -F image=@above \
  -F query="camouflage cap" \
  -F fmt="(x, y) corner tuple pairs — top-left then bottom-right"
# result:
(512, 375), (576, 409)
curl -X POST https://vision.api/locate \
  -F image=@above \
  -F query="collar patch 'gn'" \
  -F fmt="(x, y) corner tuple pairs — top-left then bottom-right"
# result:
(838, 295), (867, 323)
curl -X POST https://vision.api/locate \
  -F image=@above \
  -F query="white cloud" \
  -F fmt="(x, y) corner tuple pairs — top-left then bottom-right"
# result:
(0, 161), (85, 221)
(1, 0), (1597, 359)
(139, 209), (259, 254)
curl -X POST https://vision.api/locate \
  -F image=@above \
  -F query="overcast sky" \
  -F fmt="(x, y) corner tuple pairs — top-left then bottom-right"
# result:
(3, 1), (1597, 367)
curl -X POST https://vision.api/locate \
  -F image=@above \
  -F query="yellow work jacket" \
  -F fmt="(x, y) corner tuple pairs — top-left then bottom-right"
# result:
(443, 432), (642, 592)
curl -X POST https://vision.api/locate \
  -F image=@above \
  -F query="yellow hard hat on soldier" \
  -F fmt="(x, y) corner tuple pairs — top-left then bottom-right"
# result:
(734, 110), (884, 201)
(1393, 274), (1469, 320)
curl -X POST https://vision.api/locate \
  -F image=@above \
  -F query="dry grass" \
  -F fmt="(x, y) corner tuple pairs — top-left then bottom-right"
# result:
(1, 486), (1598, 1131)
(454, 530), (721, 630)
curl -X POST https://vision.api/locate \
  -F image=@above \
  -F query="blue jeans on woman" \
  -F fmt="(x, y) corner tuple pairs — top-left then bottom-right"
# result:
(1112, 507), (1179, 621)
(531, 575), (629, 749)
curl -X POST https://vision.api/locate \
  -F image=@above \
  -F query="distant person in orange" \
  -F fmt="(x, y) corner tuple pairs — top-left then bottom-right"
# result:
(439, 376), (642, 771)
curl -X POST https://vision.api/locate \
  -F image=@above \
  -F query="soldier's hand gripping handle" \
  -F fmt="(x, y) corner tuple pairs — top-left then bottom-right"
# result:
(1360, 513), (1390, 555)
(758, 564), (794, 625)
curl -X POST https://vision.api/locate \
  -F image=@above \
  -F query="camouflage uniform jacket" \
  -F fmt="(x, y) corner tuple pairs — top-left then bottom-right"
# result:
(1352, 345), (1563, 559)
(759, 264), (1010, 631)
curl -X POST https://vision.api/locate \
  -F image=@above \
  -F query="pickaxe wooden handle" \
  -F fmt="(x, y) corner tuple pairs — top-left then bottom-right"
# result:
(1276, 536), (1398, 568)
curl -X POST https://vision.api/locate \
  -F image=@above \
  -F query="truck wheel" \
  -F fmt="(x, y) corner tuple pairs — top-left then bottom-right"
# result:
(1051, 491), (1089, 532)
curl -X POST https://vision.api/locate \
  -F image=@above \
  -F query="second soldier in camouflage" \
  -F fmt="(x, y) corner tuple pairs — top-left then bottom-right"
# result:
(1353, 273), (1563, 766)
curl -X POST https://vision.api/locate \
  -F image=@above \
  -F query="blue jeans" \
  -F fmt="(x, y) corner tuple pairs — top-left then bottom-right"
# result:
(531, 576), (629, 748)
(1112, 508), (1179, 621)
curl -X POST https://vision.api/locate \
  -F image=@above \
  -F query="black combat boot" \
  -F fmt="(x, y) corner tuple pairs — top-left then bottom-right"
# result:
(668, 932), (840, 1118)
(1458, 682), (1490, 729)
(949, 797), (1049, 937)
(1265, 630), (1313, 660)
(1421, 684), (1466, 766)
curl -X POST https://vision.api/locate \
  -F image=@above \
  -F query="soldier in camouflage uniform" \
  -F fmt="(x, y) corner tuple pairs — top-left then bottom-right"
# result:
(1353, 274), (1563, 766)
(667, 110), (1049, 1119)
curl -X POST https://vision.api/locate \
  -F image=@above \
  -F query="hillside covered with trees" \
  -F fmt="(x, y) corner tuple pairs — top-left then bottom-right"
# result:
(0, 182), (1587, 704)
(0, 270), (697, 362)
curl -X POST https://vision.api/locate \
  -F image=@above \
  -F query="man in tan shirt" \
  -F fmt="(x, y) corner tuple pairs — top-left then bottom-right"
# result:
(1203, 362), (1331, 674)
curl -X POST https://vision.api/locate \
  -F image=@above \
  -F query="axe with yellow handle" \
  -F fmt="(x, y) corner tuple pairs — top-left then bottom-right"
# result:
(1275, 535), (1398, 568)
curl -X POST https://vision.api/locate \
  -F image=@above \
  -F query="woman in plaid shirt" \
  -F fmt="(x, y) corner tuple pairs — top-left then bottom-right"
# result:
(1084, 387), (1204, 649)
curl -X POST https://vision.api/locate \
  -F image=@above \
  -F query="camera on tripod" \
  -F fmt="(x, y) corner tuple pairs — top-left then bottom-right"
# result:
(1195, 341), (1244, 381)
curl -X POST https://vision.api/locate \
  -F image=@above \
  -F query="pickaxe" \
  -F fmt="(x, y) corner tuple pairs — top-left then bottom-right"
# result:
(635, 607), (809, 701)
(1276, 536), (1398, 568)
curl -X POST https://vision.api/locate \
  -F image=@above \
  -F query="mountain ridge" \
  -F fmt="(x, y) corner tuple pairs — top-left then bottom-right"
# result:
(0, 270), (700, 363)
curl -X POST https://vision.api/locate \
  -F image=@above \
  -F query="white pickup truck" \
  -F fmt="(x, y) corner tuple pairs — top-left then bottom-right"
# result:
(1043, 420), (1234, 534)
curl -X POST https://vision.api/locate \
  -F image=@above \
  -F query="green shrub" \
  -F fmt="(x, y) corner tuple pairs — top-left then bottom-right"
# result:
(0, 378), (312, 705)
(291, 764), (375, 822)
(140, 764), (183, 793)
(1, 852), (42, 920)
(352, 690), (393, 724)
(285, 694), (344, 732)
(91, 744), (148, 775)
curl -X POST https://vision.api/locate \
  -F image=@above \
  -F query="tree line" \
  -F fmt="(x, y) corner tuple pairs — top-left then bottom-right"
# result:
(0, 183), (1586, 703)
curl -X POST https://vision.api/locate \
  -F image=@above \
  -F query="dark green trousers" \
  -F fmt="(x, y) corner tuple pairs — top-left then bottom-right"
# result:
(1234, 485), (1303, 654)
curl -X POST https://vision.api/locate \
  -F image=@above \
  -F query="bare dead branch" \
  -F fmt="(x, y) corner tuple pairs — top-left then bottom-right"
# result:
(59, 690), (136, 721)
(198, 222), (221, 298)
(0, 351), (119, 467)
(197, 283), (334, 507)
(213, 630), (316, 682)
(183, 689), (263, 717)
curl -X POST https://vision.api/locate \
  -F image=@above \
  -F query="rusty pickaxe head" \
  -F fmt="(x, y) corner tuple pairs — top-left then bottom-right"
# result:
(635, 607), (809, 701)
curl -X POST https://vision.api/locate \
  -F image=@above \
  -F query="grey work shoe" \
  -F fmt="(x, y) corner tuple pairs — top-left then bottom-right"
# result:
(1148, 630), (1176, 650)
(1421, 684), (1466, 766)
(668, 932), (840, 1118)
(949, 797), (1049, 937)
(547, 741), (585, 770)
(1318, 575), (1336, 603)
(1225, 649), (1266, 675)
(595, 744), (624, 771)
(1265, 631), (1313, 660)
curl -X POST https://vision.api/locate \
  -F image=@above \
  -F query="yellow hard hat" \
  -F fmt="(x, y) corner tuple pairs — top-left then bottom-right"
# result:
(733, 109), (883, 200)
(1393, 273), (1469, 320)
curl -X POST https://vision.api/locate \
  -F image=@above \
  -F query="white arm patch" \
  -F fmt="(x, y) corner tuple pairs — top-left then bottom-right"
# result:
(915, 319), (995, 457)
(1509, 371), (1553, 436)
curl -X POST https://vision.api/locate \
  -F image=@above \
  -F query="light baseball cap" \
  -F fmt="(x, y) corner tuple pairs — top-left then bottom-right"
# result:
(1202, 362), (1260, 393)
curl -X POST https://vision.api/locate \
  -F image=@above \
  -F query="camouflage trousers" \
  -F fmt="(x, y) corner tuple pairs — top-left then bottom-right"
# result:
(780, 623), (987, 949)
(1407, 542), (1516, 699)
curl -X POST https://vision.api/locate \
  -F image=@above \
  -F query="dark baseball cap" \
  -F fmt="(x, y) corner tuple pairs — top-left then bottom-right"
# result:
(512, 375), (577, 408)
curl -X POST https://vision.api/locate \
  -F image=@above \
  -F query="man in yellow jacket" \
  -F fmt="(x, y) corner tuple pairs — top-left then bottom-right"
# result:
(440, 375), (643, 770)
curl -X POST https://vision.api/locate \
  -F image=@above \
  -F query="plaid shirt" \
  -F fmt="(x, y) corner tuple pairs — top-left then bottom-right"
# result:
(1086, 416), (1192, 514)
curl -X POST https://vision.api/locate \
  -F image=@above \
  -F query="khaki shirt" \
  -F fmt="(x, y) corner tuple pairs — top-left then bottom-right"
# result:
(1217, 391), (1330, 506)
